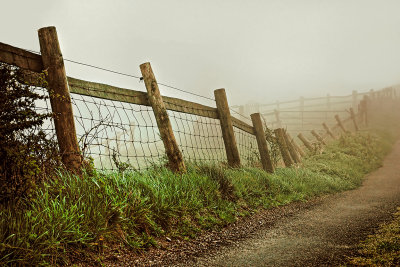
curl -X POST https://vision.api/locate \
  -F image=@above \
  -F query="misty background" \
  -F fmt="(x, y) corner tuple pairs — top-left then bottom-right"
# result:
(2, 0), (400, 107)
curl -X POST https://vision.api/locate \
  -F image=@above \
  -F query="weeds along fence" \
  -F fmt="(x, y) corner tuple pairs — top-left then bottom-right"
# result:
(0, 26), (397, 173)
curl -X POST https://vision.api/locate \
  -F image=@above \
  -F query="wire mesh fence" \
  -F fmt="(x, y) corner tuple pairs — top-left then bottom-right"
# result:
(70, 92), (166, 172)
(234, 127), (260, 167)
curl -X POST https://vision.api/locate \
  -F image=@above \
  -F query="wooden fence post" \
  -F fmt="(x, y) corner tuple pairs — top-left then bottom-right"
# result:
(140, 62), (186, 173)
(287, 133), (306, 157)
(322, 122), (335, 139)
(250, 113), (274, 173)
(311, 130), (326, 145)
(214, 89), (241, 168)
(38, 26), (81, 172)
(274, 128), (294, 167)
(297, 133), (313, 151)
(335, 114), (347, 133)
(283, 130), (301, 163)
(349, 108), (359, 131)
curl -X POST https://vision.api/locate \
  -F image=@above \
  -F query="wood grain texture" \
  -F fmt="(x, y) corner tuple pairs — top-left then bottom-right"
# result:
(215, 89), (241, 168)
(38, 26), (82, 172)
(140, 62), (186, 173)
(250, 113), (274, 173)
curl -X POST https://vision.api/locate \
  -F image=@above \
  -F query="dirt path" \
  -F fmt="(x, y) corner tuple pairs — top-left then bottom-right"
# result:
(182, 140), (400, 266)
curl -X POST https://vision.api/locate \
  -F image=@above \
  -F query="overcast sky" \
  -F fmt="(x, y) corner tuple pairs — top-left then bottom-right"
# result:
(2, 0), (400, 106)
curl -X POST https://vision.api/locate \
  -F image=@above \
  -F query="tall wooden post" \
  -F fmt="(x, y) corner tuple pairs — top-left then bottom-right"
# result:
(311, 130), (326, 145)
(297, 133), (313, 151)
(287, 133), (306, 157)
(335, 114), (347, 133)
(214, 89), (241, 168)
(283, 129), (301, 163)
(140, 62), (186, 173)
(250, 113), (274, 173)
(349, 108), (359, 131)
(274, 128), (294, 167)
(322, 122), (335, 139)
(38, 26), (81, 172)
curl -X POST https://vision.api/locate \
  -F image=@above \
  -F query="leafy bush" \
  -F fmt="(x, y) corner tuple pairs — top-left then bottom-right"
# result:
(0, 63), (60, 205)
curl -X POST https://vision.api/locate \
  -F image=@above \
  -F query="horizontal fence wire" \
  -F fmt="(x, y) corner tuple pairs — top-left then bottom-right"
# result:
(70, 91), (166, 172)
(234, 126), (260, 168)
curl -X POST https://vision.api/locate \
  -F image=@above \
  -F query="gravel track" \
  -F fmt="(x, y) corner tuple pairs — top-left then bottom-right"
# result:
(185, 140), (400, 266)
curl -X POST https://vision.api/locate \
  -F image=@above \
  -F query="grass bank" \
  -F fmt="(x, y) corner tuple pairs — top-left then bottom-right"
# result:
(0, 130), (396, 265)
(348, 207), (400, 266)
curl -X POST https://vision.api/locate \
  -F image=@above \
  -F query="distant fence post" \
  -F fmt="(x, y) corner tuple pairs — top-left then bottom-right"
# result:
(335, 114), (347, 133)
(363, 95), (369, 126)
(274, 109), (281, 128)
(38, 26), (81, 172)
(287, 133), (306, 157)
(250, 113), (274, 173)
(311, 130), (326, 145)
(322, 122), (336, 139)
(297, 133), (313, 151)
(349, 108), (359, 131)
(275, 128), (294, 167)
(140, 62), (186, 173)
(326, 94), (331, 110)
(214, 89), (241, 168)
(283, 129), (301, 163)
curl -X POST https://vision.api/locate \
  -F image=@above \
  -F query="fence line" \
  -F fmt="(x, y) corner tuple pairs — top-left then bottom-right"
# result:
(0, 27), (397, 174)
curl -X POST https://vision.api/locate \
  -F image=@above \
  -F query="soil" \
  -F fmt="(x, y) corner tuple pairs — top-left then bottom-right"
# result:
(100, 140), (400, 267)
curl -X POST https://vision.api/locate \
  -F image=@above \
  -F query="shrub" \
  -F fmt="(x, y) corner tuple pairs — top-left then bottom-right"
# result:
(0, 63), (60, 205)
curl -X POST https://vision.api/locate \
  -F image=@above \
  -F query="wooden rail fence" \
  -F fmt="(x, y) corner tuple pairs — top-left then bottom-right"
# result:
(0, 26), (396, 173)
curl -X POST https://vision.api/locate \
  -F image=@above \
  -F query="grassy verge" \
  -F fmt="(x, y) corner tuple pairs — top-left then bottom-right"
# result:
(347, 207), (400, 266)
(0, 130), (395, 265)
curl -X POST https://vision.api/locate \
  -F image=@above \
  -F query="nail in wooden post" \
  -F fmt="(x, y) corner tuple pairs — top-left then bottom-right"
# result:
(140, 62), (186, 173)
(311, 130), (326, 145)
(274, 128), (294, 167)
(322, 123), (335, 139)
(214, 89), (241, 168)
(287, 133), (305, 157)
(297, 133), (313, 151)
(38, 26), (81, 172)
(250, 113), (274, 172)
(349, 108), (359, 131)
(335, 114), (347, 133)
(283, 129), (301, 163)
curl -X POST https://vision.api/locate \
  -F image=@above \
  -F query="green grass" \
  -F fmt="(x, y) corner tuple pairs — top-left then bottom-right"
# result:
(0, 130), (396, 265)
(347, 207), (400, 266)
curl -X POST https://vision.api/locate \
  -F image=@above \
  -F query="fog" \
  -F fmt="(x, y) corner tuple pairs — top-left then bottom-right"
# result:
(2, 0), (400, 106)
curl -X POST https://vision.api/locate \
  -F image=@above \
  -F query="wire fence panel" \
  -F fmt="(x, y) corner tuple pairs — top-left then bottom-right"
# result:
(70, 92), (165, 171)
(234, 126), (260, 168)
(164, 97), (227, 165)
